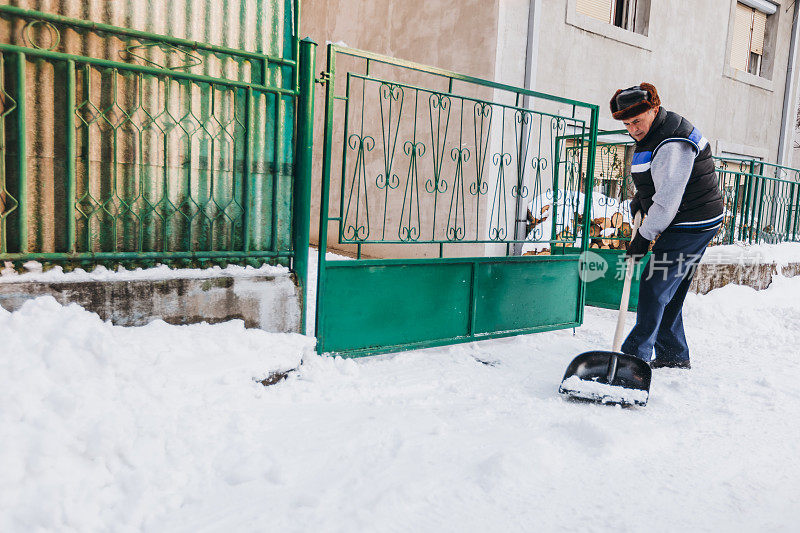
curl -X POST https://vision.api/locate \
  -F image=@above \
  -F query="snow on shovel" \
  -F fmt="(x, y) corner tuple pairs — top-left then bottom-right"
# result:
(559, 212), (652, 407)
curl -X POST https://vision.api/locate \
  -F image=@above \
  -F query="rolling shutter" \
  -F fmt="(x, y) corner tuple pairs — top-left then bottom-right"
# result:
(730, 3), (753, 71)
(751, 9), (767, 55)
(577, 0), (613, 23)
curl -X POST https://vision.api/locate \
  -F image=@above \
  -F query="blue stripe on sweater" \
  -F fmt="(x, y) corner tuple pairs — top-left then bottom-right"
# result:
(632, 151), (652, 165)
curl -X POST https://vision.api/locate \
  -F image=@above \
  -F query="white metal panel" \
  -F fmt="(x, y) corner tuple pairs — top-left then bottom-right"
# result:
(752, 9), (767, 55)
(738, 0), (777, 15)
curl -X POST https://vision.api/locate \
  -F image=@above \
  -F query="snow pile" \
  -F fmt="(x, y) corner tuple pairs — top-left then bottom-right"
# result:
(560, 375), (649, 406)
(0, 261), (289, 284)
(0, 297), (313, 532)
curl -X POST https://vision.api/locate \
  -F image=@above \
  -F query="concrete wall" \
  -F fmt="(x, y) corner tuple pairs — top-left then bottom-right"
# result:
(0, 271), (302, 332)
(301, 0), (502, 259)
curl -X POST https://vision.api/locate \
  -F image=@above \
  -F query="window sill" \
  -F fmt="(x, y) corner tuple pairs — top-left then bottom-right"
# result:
(565, 0), (652, 51)
(722, 64), (774, 92)
(715, 140), (769, 161)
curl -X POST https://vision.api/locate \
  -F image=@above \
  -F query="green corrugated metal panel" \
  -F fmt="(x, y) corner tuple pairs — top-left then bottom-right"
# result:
(0, 3), (299, 268)
(1, 1), (296, 65)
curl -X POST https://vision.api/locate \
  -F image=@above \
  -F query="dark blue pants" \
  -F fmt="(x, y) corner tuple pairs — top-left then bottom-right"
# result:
(621, 228), (717, 364)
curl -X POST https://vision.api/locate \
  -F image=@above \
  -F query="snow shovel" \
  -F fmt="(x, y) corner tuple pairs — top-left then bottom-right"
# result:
(558, 212), (652, 407)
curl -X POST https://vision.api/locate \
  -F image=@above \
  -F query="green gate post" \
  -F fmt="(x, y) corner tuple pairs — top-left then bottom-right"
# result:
(728, 171), (741, 245)
(786, 182), (796, 242)
(550, 135), (561, 243)
(742, 159), (755, 242)
(755, 176), (766, 243)
(293, 37), (317, 333)
(577, 106), (599, 324)
(793, 184), (800, 241)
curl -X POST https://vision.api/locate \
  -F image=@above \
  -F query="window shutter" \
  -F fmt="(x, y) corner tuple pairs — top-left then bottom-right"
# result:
(730, 3), (754, 71)
(751, 9), (767, 55)
(577, 0), (614, 24)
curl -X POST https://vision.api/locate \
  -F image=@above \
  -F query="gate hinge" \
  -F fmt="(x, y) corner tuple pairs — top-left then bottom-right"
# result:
(316, 71), (331, 85)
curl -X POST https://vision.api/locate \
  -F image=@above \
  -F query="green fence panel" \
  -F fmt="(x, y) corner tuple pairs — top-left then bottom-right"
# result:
(0, 3), (300, 268)
(319, 255), (581, 356)
(713, 156), (800, 246)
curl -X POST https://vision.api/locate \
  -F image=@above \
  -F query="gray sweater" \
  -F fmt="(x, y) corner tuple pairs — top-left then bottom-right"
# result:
(637, 141), (698, 241)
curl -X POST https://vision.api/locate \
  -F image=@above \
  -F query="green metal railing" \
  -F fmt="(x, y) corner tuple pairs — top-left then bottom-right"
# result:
(546, 131), (800, 248)
(713, 157), (800, 245)
(329, 68), (597, 256)
(0, 3), (305, 270)
(313, 47), (605, 268)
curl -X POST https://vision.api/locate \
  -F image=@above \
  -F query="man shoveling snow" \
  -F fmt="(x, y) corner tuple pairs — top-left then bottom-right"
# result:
(612, 83), (724, 369)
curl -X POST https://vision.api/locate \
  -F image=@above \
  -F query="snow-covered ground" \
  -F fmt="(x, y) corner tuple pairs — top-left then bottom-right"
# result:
(2, 250), (800, 532)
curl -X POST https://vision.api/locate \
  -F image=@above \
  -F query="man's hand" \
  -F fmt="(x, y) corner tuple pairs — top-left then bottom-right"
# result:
(625, 233), (651, 262)
(629, 194), (643, 219)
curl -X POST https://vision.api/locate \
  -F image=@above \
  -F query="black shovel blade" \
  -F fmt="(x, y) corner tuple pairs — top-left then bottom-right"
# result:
(558, 350), (652, 406)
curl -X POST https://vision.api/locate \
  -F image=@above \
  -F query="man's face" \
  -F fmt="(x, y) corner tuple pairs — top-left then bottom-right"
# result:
(622, 107), (658, 142)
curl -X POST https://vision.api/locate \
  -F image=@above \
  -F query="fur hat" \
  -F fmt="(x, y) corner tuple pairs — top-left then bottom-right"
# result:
(610, 83), (660, 120)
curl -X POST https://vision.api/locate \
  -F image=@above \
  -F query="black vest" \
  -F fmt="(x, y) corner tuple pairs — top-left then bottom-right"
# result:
(630, 108), (723, 230)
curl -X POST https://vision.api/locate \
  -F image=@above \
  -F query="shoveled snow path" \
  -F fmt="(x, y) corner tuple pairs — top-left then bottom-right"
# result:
(176, 276), (800, 532)
(2, 255), (800, 531)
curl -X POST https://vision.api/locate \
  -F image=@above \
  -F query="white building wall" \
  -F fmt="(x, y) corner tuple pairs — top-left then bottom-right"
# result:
(527, 0), (796, 162)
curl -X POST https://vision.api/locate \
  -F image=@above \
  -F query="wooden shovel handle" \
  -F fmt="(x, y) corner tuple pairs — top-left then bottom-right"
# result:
(612, 212), (643, 353)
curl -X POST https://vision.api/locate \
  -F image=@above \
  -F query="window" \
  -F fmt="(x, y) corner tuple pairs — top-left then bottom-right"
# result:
(577, 0), (640, 32)
(730, 1), (773, 77)
(567, 0), (652, 49)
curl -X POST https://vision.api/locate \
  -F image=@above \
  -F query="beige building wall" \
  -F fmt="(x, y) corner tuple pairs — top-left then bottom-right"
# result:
(301, 0), (503, 258)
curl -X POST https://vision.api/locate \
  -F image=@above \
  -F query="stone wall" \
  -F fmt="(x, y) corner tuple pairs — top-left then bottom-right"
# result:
(0, 272), (302, 333)
(691, 262), (800, 294)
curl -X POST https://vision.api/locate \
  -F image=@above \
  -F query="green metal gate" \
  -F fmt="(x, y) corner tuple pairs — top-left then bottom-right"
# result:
(314, 45), (600, 357)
